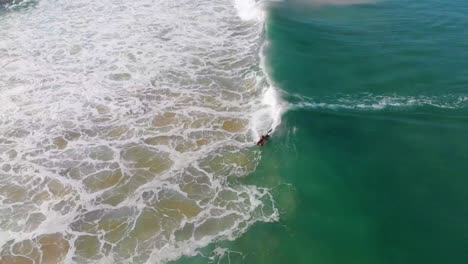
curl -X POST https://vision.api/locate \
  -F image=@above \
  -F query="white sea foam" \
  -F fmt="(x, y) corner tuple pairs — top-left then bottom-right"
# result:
(258, 53), (285, 134)
(249, 81), (285, 139)
(234, 0), (264, 21)
(238, 0), (286, 139)
(0, 0), (280, 263)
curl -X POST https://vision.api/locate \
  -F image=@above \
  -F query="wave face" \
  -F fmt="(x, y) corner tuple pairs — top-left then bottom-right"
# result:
(0, 0), (279, 263)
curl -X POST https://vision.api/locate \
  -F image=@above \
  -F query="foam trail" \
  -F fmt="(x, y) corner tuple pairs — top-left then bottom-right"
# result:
(273, 0), (376, 7)
(288, 94), (468, 111)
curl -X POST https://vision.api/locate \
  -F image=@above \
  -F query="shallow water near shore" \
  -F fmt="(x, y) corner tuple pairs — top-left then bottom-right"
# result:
(0, 0), (280, 262)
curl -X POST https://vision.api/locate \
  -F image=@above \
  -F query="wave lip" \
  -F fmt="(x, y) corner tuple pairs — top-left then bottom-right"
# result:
(234, 0), (287, 139)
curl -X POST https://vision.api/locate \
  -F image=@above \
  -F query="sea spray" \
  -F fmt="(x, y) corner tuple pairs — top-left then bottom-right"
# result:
(234, 0), (287, 140)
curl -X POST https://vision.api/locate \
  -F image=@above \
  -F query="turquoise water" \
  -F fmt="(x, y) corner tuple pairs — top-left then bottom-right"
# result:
(177, 0), (468, 263)
(1, 0), (467, 262)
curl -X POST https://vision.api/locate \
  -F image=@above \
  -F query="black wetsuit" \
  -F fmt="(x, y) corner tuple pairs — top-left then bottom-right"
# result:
(257, 135), (270, 146)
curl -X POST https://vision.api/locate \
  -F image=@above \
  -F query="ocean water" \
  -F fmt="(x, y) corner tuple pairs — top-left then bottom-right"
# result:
(175, 0), (468, 263)
(1, 0), (467, 264)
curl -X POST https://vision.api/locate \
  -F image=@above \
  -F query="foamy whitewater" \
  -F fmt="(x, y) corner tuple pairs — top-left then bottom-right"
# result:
(0, 0), (283, 263)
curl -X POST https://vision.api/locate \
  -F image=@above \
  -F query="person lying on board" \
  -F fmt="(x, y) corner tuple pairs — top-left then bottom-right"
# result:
(256, 129), (272, 147)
